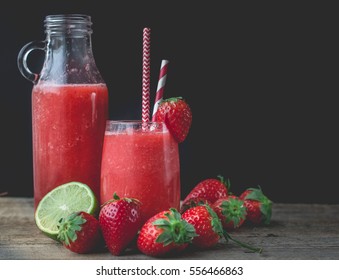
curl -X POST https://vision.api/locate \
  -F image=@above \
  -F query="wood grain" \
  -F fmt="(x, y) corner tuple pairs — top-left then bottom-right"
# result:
(1, 197), (338, 260)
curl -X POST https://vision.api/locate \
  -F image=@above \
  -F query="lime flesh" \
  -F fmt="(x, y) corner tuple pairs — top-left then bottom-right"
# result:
(34, 181), (99, 240)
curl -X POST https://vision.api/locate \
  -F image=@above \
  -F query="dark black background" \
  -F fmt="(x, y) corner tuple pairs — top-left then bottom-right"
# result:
(1, 2), (337, 204)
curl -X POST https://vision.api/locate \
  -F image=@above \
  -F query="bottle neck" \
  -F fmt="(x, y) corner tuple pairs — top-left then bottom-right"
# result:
(38, 14), (104, 85)
(46, 33), (93, 64)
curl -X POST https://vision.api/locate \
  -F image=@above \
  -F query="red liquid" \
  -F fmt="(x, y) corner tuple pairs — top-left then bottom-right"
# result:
(32, 84), (108, 208)
(100, 126), (180, 224)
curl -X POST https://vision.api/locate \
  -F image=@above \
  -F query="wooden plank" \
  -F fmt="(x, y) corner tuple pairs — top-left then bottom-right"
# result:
(1, 197), (339, 260)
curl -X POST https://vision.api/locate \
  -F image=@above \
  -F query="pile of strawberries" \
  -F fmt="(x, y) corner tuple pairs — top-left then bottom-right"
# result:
(56, 176), (272, 257)
(50, 97), (273, 257)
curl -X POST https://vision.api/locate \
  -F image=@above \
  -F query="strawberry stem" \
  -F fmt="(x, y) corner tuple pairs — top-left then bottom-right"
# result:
(113, 192), (120, 200)
(223, 230), (263, 253)
(220, 197), (247, 228)
(243, 186), (273, 225)
(57, 212), (86, 245)
(217, 175), (231, 194)
(153, 208), (197, 246)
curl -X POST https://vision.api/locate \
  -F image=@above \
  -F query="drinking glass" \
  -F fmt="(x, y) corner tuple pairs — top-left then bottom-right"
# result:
(100, 120), (181, 224)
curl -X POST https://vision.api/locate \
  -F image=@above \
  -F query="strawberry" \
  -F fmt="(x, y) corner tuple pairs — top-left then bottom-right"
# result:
(181, 204), (223, 249)
(153, 97), (192, 143)
(239, 186), (272, 225)
(180, 175), (229, 213)
(180, 197), (211, 213)
(99, 193), (141, 256)
(137, 208), (197, 257)
(57, 211), (102, 254)
(182, 204), (262, 253)
(213, 195), (247, 230)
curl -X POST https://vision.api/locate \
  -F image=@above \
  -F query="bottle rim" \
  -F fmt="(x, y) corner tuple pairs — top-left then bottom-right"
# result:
(44, 14), (93, 35)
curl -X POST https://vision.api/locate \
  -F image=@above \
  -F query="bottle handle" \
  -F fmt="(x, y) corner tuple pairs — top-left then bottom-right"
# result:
(17, 40), (46, 84)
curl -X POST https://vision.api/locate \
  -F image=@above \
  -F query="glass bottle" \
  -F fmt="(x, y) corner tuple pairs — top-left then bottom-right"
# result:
(17, 14), (109, 208)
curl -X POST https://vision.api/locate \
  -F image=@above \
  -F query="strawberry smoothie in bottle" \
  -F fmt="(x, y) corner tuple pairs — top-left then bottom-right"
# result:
(17, 15), (108, 208)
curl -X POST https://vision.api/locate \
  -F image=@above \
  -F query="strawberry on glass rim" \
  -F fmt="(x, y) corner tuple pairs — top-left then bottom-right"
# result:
(153, 97), (192, 143)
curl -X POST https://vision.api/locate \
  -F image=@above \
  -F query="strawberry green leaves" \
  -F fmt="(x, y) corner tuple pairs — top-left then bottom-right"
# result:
(137, 208), (196, 257)
(153, 208), (197, 246)
(240, 186), (273, 225)
(57, 211), (102, 254)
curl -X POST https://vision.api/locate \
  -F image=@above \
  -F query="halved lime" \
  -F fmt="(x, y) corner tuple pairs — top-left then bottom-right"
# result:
(35, 181), (99, 240)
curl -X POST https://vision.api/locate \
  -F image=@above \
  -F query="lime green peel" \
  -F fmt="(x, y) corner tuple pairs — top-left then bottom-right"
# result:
(34, 182), (98, 240)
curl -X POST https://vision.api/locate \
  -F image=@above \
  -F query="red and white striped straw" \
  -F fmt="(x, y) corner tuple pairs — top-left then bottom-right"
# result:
(152, 59), (169, 121)
(142, 27), (151, 124)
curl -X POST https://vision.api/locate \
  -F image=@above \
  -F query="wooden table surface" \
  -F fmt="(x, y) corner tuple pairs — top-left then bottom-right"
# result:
(1, 197), (338, 260)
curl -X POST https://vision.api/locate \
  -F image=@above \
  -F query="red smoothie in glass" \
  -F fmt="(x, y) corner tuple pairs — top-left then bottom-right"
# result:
(100, 121), (180, 224)
(32, 83), (108, 208)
